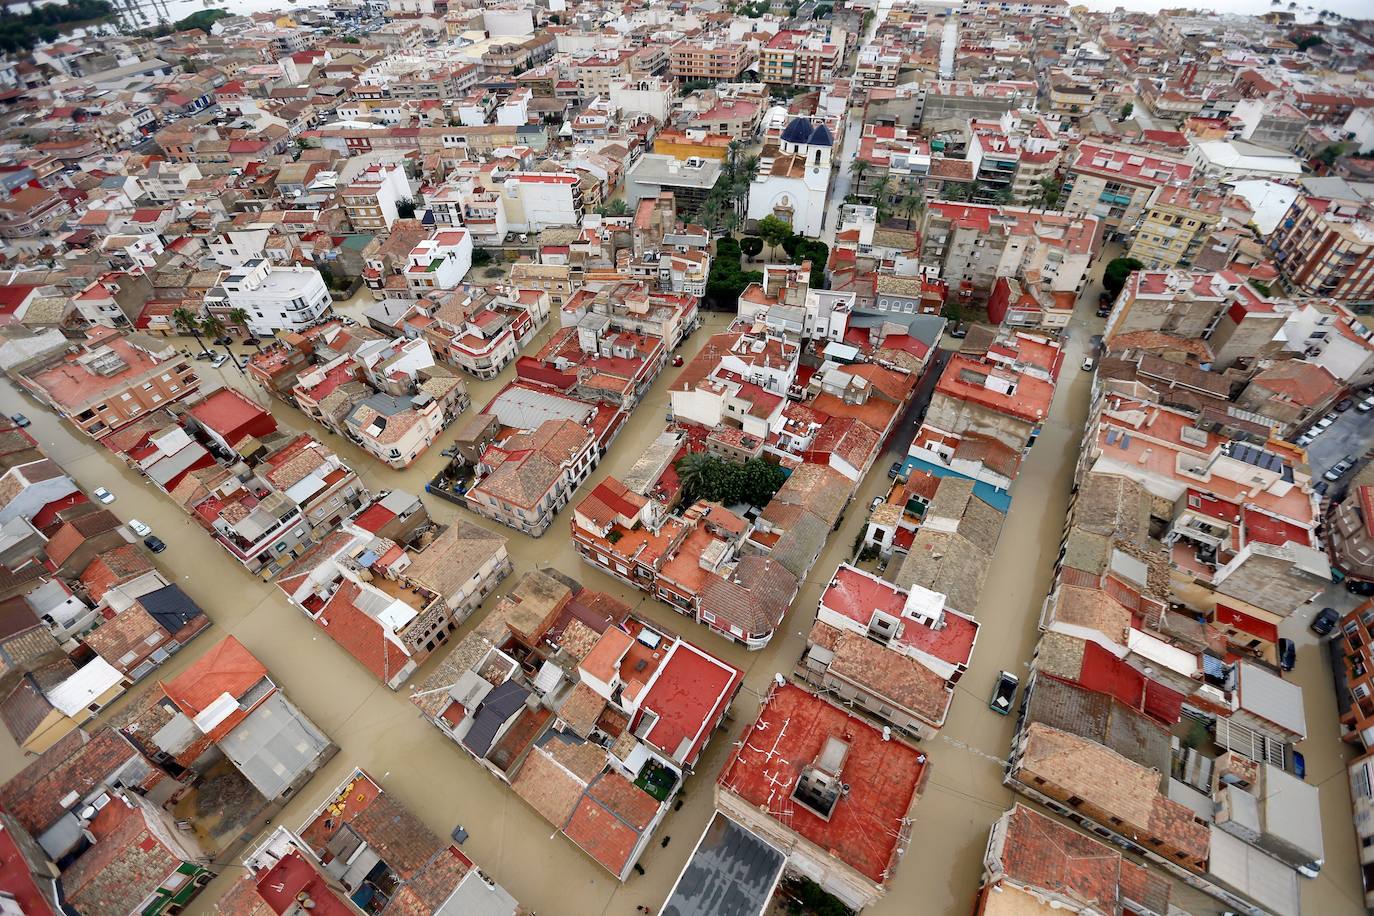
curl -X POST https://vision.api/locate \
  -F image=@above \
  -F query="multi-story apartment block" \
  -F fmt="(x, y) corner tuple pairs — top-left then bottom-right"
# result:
(501, 171), (584, 231)
(854, 45), (901, 93)
(342, 162), (412, 231)
(419, 286), (549, 379)
(795, 563), (979, 740)
(921, 202), (1100, 308)
(1269, 177), (1374, 305)
(404, 228), (473, 296)
(570, 49), (636, 98)
(211, 257), (332, 334)
(669, 40), (751, 82)
(1060, 142), (1195, 236)
(1127, 186), (1228, 269)
(1336, 601), (1374, 753)
(15, 328), (201, 442)
(758, 29), (846, 88)
(0, 187), (71, 239)
(464, 383), (613, 536)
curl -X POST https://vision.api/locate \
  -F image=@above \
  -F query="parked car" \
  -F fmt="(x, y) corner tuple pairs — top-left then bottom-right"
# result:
(1310, 606), (1340, 637)
(1349, 579), (1374, 597)
(128, 519), (152, 538)
(1359, 396), (1374, 413)
(239, 355), (250, 368)
(672, 355), (684, 367)
(1314, 480), (1329, 496)
(1296, 434), (1313, 447)
(1095, 306), (1111, 318)
(143, 535), (166, 553)
(1324, 458), (1354, 481)
(1278, 637), (1296, 672)
(1338, 398), (1355, 412)
(210, 353), (228, 368)
(869, 495), (883, 510)
(93, 487), (115, 504)
(887, 461), (904, 479)
(1319, 412), (1339, 427)
(990, 671), (1019, 715)
(1082, 356), (1095, 371)
(244, 337), (261, 347)
(8, 414), (29, 428)
(213, 336), (233, 346)
(194, 351), (214, 362)
(949, 326), (967, 339)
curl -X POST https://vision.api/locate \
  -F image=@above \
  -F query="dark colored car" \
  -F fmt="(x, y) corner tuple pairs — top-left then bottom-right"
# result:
(1311, 606), (1340, 637)
(1278, 637), (1296, 672)
(990, 671), (1019, 715)
(887, 461), (904, 480)
(1349, 579), (1374, 596)
(143, 535), (167, 553)
(214, 336), (233, 346)
(244, 337), (261, 347)
(1338, 398), (1355, 411)
(9, 414), (29, 428)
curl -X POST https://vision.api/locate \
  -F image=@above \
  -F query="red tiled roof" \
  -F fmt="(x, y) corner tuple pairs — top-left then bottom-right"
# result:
(717, 684), (926, 884)
(161, 635), (266, 718)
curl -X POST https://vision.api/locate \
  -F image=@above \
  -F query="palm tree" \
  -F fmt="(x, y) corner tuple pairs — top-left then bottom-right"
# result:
(228, 307), (254, 341)
(676, 452), (714, 503)
(897, 181), (926, 229)
(733, 155), (760, 218)
(849, 157), (870, 195)
(869, 174), (893, 222)
(172, 307), (211, 355)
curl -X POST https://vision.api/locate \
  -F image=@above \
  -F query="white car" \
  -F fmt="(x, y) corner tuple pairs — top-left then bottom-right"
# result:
(128, 519), (152, 538)
(1316, 415), (1337, 429)
(1082, 356), (1095, 371)
(93, 487), (115, 504)
(1296, 434), (1314, 447)
(210, 353), (228, 368)
(1359, 396), (1374, 413)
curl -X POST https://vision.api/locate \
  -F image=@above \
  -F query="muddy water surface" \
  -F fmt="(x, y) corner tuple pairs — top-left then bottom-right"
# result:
(0, 279), (1363, 915)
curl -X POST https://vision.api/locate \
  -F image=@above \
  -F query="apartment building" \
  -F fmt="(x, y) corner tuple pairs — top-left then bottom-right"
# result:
(1127, 186), (1227, 269)
(854, 46), (901, 93)
(1060, 142), (1195, 236)
(404, 228), (473, 296)
(342, 162), (412, 231)
(570, 49), (636, 98)
(921, 202), (1100, 309)
(795, 564), (979, 740)
(211, 258), (332, 334)
(1269, 177), (1374, 305)
(502, 172), (584, 231)
(758, 29), (846, 88)
(715, 684), (927, 911)
(909, 331), (1062, 491)
(464, 383), (611, 536)
(669, 40), (751, 82)
(0, 188), (71, 239)
(15, 328), (201, 442)
(420, 286), (549, 379)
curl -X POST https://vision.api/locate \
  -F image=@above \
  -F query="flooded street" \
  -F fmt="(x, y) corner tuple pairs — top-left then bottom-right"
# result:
(0, 274), (1364, 915)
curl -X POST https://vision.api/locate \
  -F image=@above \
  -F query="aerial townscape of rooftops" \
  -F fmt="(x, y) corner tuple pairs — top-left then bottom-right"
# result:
(0, 0), (1372, 913)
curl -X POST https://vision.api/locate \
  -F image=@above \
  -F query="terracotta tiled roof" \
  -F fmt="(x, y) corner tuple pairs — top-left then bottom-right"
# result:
(0, 729), (142, 834)
(318, 580), (412, 685)
(512, 743), (587, 828)
(83, 604), (164, 673)
(812, 622), (952, 726)
(62, 797), (181, 916)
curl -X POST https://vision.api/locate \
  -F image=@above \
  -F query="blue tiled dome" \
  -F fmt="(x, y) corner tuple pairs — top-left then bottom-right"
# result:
(808, 122), (833, 147)
(780, 116), (813, 144)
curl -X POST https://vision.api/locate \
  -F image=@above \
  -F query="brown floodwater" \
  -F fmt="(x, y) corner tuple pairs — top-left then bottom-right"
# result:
(0, 272), (1362, 915)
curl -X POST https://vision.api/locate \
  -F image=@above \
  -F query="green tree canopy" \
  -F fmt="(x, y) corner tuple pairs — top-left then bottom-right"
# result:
(1102, 257), (1145, 299)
